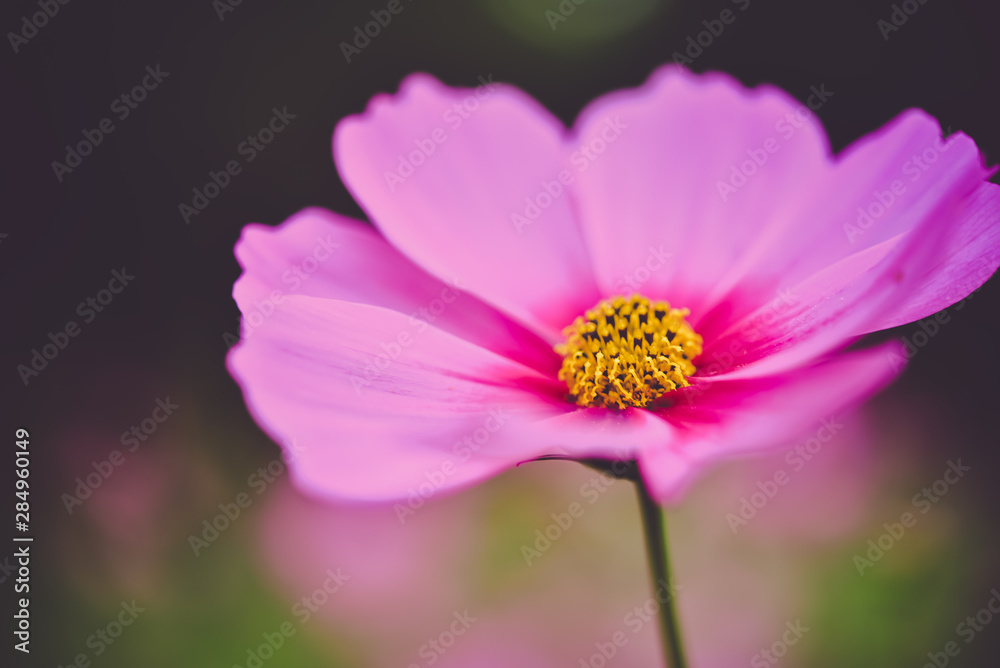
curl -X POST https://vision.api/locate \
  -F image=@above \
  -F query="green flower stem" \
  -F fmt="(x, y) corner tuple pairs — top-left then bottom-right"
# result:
(635, 476), (688, 668)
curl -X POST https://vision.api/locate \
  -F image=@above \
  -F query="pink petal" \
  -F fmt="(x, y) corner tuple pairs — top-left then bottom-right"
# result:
(571, 66), (997, 378)
(506, 406), (678, 465)
(233, 208), (559, 375)
(863, 183), (1000, 331)
(696, 112), (994, 378)
(570, 66), (830, 311)
(227, 295), (570, 501)
(639, 342), (904, 503)
(334, 73), (600, 342)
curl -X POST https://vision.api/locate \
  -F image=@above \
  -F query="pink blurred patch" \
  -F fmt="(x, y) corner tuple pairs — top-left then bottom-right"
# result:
(699, 410), (878, 542)
(255, 482), (480, 634)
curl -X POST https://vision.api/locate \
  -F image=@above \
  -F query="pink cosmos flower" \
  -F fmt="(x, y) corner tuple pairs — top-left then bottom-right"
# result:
(227, 65), (999, 504)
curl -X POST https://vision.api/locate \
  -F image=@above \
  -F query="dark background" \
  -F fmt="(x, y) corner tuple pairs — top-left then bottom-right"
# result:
(2, 0), (999, 666)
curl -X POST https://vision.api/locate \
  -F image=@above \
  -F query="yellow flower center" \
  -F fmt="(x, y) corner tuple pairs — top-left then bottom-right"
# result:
(556, 295), (703, 410)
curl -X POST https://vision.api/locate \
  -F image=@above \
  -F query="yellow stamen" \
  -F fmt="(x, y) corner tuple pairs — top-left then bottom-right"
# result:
(555, 295), (703, 410)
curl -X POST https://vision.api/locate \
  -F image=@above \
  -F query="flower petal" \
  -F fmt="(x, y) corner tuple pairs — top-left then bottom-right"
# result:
(227, 295), (570, 501)
(571, 66), (997, 378)
(639, 342), (904, 503)
(862, 183), (1000, 332)
(695, 112), (994, 378)
(570, 65), (831, 310)
(508, 406), (679, 464)
(233, 208), (560, 375)
(334, 73), (600, 341)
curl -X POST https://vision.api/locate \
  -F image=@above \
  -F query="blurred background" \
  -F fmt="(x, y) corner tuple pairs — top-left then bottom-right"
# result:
(2, 0), (1000, 665)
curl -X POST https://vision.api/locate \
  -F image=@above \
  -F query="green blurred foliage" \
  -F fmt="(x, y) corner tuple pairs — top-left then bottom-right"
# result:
(478, 0), (668, 53)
